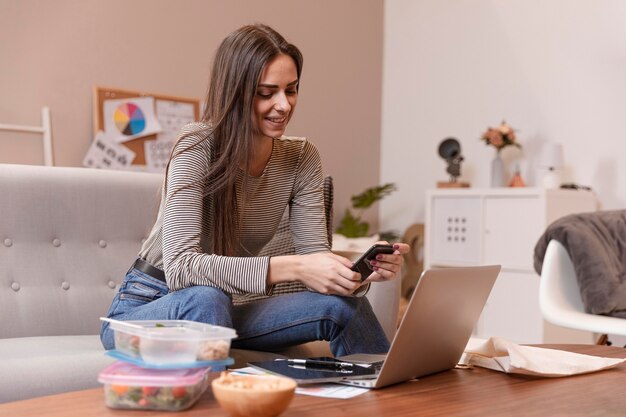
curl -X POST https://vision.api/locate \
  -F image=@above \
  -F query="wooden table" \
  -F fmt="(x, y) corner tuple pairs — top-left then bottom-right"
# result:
(2, 344), (625, 416)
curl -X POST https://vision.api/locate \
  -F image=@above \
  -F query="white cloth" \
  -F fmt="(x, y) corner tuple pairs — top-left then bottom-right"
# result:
(464, 337), (626, 377)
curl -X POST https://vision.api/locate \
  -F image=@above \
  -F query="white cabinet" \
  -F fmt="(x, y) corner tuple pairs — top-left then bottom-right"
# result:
(425, 188), (597, 343)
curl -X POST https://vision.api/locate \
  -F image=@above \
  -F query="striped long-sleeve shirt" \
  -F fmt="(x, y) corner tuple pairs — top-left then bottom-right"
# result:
(139, 123), (329, 295)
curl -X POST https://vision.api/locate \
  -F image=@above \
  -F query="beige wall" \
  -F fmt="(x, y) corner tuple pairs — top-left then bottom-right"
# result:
(0, 0), (383, 230)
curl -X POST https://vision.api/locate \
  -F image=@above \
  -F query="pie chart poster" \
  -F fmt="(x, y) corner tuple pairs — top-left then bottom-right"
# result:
(103, 96), (162, 143)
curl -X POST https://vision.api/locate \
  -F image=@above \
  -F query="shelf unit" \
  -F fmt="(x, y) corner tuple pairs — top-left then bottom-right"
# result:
(424, 187), (597, 343)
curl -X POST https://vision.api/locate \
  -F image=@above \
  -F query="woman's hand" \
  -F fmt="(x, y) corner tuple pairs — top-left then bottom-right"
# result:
(269, 252), (362, 296)
(361, 242), (410, 284)
(296, 252), (364, 296)
(268, 242), (410, 296)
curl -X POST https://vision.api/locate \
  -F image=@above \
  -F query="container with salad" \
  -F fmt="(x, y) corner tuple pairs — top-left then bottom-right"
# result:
(105, 319), (237, 366)
(98, 361), (210, 411)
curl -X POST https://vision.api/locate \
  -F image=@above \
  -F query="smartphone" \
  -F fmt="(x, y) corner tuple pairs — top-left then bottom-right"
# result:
(350, 244), (395, 281)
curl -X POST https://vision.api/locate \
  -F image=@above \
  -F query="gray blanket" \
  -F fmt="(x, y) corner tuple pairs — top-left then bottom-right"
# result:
(533, 210), (626, 318)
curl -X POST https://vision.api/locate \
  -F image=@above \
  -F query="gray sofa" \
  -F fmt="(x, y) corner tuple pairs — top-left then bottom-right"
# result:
(0, 163), (399, 403)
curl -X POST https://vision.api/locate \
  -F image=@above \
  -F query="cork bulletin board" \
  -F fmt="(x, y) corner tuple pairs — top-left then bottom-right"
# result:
(92, 86), (201, 166)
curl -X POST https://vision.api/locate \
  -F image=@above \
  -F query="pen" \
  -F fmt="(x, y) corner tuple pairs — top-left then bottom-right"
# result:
(286, 359), (354, 369)
(289, 363), (354, 374)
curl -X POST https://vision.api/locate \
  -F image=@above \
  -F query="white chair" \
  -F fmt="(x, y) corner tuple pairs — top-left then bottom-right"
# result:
(539, 239), (626, 343)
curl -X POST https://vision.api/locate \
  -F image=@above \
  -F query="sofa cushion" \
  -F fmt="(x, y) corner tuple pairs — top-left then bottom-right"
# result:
(0, 335), (114, 403)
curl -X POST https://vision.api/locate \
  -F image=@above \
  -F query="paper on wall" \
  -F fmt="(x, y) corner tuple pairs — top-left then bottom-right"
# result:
(140, 99), (197, 172)
(103, 96), (162, 143)
(144, 139), (174, 173)
(83, 131), (136, 170)
(155, 99), (196, 142)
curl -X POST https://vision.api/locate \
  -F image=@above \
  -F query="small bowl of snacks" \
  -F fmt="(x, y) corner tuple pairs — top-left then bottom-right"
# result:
(103, 318), (237, 366)
(211, 372), (297, 417)
(98, 361), (210, 411)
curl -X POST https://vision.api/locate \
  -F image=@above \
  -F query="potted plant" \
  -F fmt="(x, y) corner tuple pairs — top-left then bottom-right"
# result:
(334, 183), (397, 252)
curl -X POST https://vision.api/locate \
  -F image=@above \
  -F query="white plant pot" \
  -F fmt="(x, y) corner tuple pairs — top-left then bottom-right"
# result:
(332, 234), (381, 259)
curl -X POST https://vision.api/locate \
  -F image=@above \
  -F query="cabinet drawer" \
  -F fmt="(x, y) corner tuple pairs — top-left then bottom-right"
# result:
(476, 271), (543, 343)
(483, 196), (542, 271)
(429, 196), (482, 265)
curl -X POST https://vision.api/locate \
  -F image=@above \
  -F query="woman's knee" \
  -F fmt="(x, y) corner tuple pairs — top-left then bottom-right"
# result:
(171, 286), (233, 326)
(175, 285), (231, 303)
(316, 295), (369, 325)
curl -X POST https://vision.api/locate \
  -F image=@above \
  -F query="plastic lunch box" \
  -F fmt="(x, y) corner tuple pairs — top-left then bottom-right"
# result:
(109, 320), (237, 365)
(99, 361), (211, 411)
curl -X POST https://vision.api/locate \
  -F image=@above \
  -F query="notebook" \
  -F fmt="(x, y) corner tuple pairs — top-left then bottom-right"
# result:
(248, 265), (501, 389)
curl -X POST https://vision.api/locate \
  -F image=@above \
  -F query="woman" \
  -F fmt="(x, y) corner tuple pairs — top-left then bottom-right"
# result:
(100, 23), (409, 357)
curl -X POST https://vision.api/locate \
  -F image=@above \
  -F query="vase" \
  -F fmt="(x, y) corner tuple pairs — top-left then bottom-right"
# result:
(490, 151), (506, 187)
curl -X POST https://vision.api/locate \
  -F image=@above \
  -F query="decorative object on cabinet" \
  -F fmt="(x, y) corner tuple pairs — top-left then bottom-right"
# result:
(335, 183), (396, 239)
(490, 152), (506, 187)
(424, 187), (597, 344)
(436, 138), (470, 188)
(481, 121), (521, 151)
(508, 164), (526, 187)
(481, 121), (521, 188)
(539, 142), (564, 189)
(560, 182), (591, 191)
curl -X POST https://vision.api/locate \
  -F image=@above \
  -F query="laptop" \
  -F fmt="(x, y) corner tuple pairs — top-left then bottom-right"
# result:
(248, 265), (500, 389)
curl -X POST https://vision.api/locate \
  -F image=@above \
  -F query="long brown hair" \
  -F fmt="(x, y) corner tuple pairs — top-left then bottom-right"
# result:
(168, 24), (303, 256)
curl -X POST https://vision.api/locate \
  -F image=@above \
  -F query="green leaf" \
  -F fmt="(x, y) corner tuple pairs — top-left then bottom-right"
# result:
(336, 209), (369, 238)
(351, 183), (397, 209)
(335, 183), (398, 238)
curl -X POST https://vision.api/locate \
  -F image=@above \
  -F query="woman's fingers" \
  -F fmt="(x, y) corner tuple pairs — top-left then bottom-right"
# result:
(362, 242), (411, 283)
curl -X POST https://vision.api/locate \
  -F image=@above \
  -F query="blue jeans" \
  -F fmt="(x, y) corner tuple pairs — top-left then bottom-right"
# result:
(100, 265), (390, 357)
